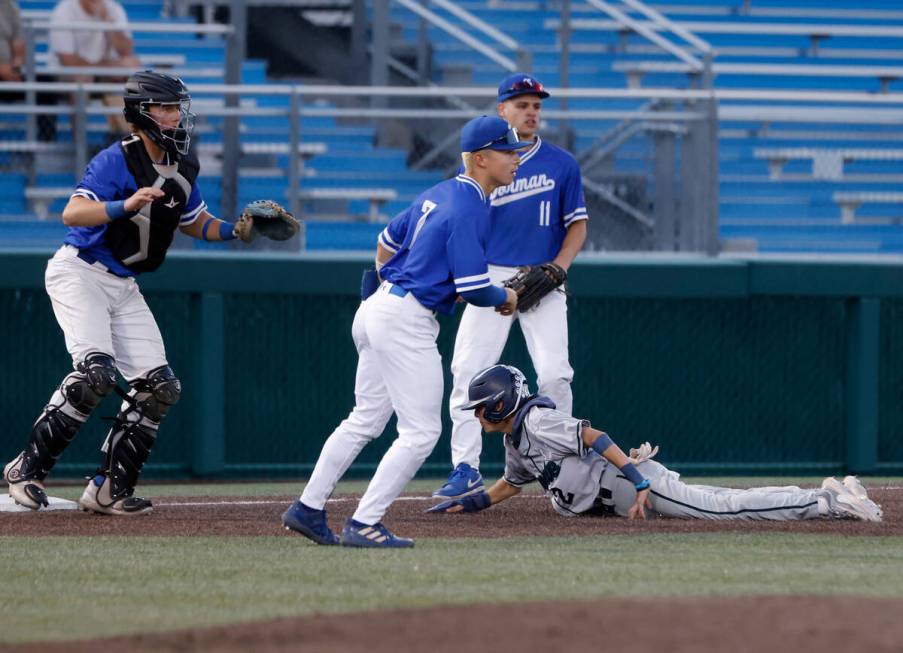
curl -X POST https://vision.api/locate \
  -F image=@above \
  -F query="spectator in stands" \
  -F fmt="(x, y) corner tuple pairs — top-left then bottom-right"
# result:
(0, 0), (24, 82)
(48, 0), (140, 135)
(1, 0), (58, 140)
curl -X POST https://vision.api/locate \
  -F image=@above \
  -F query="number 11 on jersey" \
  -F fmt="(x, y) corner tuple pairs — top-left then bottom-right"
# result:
(539, 200), (551, 227)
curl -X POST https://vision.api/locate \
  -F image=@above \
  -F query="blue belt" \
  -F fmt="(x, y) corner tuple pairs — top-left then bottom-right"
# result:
(389, 284), (408, 298)
(76, 250), (129, 278)
(76, 250), (100, 267)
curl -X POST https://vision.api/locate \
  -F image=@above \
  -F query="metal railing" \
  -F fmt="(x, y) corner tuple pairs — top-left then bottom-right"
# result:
(557, 1), (717, 252)
(385, 0), (531, 74)
(367, 0), (534, 170)
(619, 0), (712, 55)
(4, 81), (903, 253)
(642, 21), (903, 38)
(559, 0), (718, 247)
(1, 81), (707, 249)
(549, 0), (715, 86)
(612, 61), (903, 94)
(582, 0), (707, 71)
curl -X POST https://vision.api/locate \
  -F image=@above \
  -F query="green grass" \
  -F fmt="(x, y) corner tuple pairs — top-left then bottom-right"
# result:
(2, 533), (903, 644)
(5, 477), (901, 644)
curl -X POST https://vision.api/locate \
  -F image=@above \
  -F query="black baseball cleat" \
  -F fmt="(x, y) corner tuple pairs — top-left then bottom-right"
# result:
(282, 499), (339, 545)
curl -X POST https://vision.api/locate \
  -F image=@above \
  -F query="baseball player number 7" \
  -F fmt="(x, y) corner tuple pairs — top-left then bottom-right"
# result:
(410, 200), (438, 247)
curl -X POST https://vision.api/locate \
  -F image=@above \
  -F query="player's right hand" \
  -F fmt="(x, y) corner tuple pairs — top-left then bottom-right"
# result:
(426, 491), (491, 514)
(495, 287), (518, 316)
(124, 187), (165, 212)
(426, 499), (465, 514)
(627, 488), (652, 520)
(233, 214), (254, 243)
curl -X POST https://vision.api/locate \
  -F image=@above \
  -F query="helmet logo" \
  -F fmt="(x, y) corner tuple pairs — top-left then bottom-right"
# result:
(502, 365), (527, 397)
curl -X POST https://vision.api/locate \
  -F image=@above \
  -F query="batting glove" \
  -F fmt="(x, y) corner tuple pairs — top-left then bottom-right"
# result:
(629, 442), (660, 464)
(425, 491), (491, 514)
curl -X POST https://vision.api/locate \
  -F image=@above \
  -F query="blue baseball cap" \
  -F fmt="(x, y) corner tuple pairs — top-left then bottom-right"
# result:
(460, 115), (534, 153)
(497, 73), (550, 102)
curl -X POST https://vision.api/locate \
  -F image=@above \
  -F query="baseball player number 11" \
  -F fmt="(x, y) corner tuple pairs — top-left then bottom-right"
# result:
(539, 201), (551, 227)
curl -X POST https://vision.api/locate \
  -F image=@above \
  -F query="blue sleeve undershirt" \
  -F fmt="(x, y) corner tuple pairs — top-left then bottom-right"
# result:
(459, 284), (506, 307)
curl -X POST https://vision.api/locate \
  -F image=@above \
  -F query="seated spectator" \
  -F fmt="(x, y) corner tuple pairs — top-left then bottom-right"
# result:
(1, 0), (59, 140)
(49, 0), (140, 135)
(0, 0), (24, 82)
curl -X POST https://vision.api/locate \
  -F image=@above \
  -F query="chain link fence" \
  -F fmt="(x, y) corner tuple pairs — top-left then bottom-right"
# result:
(4, 283), (899, 478)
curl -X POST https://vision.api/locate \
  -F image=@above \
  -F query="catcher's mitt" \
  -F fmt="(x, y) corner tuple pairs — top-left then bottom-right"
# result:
(238, 200), (300, 242)
(503, 262), (567, 312)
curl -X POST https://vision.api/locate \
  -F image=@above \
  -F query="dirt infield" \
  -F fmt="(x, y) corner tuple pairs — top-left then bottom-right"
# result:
(9, 595), (903, 653)
(1, 487), (900, 537)
(3, 488), (901, 652)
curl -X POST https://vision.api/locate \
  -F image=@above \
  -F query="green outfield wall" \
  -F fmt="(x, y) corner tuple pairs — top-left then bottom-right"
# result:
(1, 249), (901, 478)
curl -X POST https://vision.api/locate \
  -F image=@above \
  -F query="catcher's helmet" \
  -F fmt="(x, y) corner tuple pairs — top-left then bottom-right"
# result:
(123, 70), (195, 159)
(461, 364), (531, 423)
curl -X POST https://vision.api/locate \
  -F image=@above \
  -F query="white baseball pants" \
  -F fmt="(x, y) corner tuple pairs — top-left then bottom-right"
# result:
(45, 245), (168, 380)
(603, 461), (824, 521)
(449, 264), (573, 469)
(301, 282), (444, 525)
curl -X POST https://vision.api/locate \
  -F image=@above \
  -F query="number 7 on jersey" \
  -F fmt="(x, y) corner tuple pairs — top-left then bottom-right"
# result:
(410, 200), (438, 247)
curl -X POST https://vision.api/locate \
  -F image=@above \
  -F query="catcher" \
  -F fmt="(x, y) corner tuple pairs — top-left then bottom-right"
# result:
(429, 364), (884, 523)
(3, 70), (297, 515)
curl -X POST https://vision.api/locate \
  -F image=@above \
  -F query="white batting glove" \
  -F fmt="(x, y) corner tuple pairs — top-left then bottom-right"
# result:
(628, 442), (660, 464)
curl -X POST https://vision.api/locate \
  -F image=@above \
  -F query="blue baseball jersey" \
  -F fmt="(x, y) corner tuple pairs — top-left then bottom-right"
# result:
(485, 137), (587, 266)
(378, 174), (493, 315)
(64, 142), (206, 277)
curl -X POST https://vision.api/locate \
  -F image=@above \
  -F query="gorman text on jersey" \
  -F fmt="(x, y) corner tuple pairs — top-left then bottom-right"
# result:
(490, 173), (557, 206)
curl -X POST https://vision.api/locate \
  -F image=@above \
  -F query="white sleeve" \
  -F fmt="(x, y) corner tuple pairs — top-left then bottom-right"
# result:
(48, 4), (76, 56)
(110, 1), (131, 35)
(525, 408), (589, 458)
(10, 2), (23, 40)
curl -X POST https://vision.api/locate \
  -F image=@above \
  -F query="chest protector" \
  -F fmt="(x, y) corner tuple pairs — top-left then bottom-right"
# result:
(104, 135), (200, 273)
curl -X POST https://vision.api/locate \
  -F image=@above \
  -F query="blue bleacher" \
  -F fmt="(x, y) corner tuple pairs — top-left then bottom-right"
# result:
(6, 0), (903, 253)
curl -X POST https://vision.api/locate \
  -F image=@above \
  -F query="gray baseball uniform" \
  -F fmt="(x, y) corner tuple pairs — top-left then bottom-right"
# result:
(504, 404), (827, 521)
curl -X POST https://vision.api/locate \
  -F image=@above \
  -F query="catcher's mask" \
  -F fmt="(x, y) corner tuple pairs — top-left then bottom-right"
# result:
(123, 70), (195, 160)
(461, 364), (530, 423)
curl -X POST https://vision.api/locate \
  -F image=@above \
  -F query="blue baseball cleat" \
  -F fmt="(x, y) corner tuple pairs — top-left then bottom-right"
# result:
(282, 499), (339, 545)
(432, 463), (484, 499)
(340, 519), (414, 548)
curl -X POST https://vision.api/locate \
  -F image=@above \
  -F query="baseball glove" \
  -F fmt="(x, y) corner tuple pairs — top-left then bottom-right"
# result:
(238, 200), (300, 242)
(503, 262), (567, 312)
